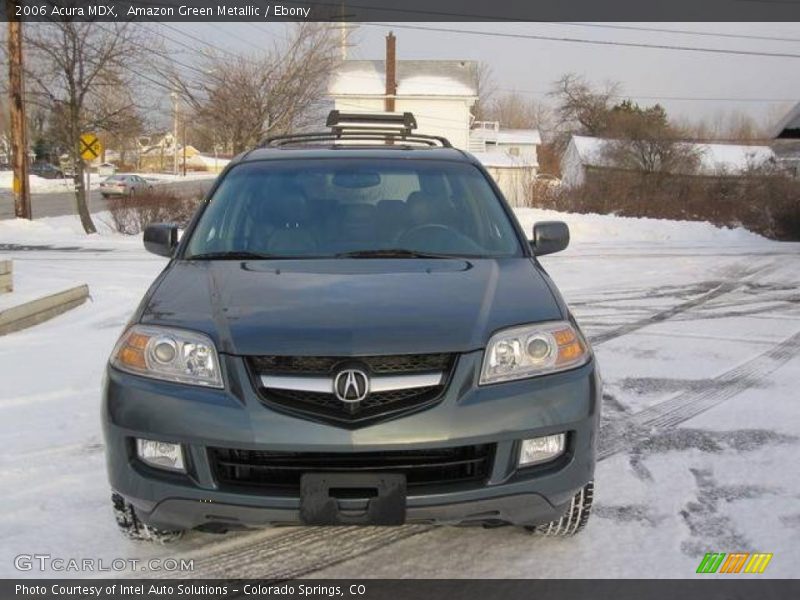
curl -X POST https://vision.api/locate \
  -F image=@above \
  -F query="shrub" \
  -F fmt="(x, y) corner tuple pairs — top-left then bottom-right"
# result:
(530, 168), (800, 241)
(106, 191), (203, 235)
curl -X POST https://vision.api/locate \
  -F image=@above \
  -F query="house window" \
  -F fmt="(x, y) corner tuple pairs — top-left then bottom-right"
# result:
(508, 147), (520, 156)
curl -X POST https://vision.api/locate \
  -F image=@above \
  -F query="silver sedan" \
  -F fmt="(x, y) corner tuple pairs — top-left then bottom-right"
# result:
(99, 174), (154, 198)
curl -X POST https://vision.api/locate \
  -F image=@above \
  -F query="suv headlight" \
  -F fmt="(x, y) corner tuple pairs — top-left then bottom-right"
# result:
(110, 325), (223, 388)
(480, 321), (589, 385)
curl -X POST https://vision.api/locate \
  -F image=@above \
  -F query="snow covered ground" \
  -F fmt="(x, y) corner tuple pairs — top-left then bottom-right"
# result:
(0, 170), (218, 194)
(0, 209), (798, 579)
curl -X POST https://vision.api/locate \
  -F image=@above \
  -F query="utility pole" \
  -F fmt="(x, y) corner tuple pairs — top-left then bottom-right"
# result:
(182, 119), (187, 177)
(7, 0), (31, 219)
(335, 2), (355, 60)
(385, 32), (396, 113)
(171, 92), (179, 175)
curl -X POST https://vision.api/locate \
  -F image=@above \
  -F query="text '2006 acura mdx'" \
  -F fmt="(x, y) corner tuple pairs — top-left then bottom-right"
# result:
(103, 112), (601, 541)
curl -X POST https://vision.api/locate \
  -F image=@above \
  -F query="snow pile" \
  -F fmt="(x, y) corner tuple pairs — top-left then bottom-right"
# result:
(0, 169), (218, 193)
(0, 212), (135, 246)
(0, 170), (73, 193)
(515, 207), (769, 245)
(0, 207), (769, 248)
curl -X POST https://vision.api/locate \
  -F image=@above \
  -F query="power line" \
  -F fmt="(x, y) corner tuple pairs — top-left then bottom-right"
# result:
(496, 87), (797, 104)
(156, 21), (252, 61)
(552, 22), (800, 44)
(94, 23), (224, 88)
(360, 22), (800, 59)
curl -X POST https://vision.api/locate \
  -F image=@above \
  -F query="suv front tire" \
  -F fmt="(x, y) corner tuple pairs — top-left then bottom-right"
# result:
(111, 493), (184, 543)
(526, 482), (594, 536)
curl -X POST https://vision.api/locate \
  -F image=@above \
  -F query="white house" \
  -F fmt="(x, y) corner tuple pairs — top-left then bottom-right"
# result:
(469, 121), (541, 206)
(771, 101), (800, 177)
(328, 59), (478, 151)
(560, 135), (776, 188)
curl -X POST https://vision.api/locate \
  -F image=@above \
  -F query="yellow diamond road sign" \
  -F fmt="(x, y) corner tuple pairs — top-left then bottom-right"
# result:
(79, 133), (102, 161)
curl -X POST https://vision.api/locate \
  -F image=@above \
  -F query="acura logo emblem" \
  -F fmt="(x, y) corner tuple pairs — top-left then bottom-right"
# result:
(333, 368), (369, 403)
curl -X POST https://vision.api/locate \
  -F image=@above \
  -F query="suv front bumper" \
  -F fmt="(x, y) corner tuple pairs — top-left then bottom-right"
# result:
(102, 351), (601, 530)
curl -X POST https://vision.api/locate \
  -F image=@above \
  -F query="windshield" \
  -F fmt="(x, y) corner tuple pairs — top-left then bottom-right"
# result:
(185, 159), (522, 259)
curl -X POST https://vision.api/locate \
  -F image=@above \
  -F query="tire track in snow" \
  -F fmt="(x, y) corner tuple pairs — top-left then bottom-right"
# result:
(583, 262), (782, 346)
(588, 280), (739, 345)
(598, 329), (800, 460)
(152, 525), (433, 581)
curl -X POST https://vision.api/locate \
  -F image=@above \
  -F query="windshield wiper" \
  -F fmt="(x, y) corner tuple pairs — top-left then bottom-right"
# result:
(334, 248), (458, 259)
(187, 251), (277, 260)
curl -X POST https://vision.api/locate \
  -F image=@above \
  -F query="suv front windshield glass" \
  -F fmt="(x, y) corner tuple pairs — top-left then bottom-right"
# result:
(185, 159), (522, 259)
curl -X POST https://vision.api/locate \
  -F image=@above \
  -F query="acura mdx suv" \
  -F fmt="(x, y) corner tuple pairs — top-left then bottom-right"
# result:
(103, 112), (600, 541)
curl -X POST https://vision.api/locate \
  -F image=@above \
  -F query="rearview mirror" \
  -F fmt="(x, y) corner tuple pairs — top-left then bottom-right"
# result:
(332, 170), (381, 189)
(531, 221), (569, 256)
(143, 223), (179, 257)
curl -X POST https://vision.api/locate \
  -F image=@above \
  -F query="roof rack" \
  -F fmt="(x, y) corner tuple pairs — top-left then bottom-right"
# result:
(259, 111), (452, 149)
(327, 110), (417, 134)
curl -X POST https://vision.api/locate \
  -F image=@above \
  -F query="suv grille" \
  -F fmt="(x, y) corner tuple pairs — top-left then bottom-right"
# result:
(248, 353), (455, 426)
(250, 353), (453, 375)
(209, 444), (494, 493)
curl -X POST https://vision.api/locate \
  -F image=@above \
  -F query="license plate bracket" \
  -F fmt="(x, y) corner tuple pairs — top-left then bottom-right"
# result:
(300, 473), (406, 525)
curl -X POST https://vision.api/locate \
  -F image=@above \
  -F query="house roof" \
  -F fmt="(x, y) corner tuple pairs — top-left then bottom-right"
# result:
(697, 143), (775, 172)
(771, 101), (800, 139)
(471, 151), (537, 168)
(569, 136), (614, 168)
(568, 135), (775, 174)
(329, 60), (478, 97)
(141, 143), (198, 156)
(496, 129), (542, 145)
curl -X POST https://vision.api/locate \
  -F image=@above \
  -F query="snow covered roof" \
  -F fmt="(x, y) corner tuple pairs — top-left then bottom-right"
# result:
(471, 151), (536, 168)
(697, 143), (775, 172)
(569, 135), (775, 174)
(496, 129), (542, 145)
(329, 60), (478, 97)
(771, 101), (800, 139)
(570, 136), (614, 167)
(187, 154), (231, 168)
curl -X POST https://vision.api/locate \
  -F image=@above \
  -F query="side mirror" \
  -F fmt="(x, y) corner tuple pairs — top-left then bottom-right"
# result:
(531, 221), (569, 256)
(143, 223), (179, 257)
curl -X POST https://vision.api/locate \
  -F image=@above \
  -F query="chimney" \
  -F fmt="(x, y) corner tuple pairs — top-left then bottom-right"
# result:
(385, 32), (396, 112)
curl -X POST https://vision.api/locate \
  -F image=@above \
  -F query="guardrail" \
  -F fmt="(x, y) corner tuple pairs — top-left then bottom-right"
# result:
(0, 260), (11, 294)
(0, 284), (89, 336)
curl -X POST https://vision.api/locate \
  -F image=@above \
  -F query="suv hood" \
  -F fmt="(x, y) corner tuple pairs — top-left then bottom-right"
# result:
(140, 258), (563, 356)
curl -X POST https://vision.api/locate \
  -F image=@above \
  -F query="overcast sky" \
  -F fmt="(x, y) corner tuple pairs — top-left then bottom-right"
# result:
(171, 21), (800, 132)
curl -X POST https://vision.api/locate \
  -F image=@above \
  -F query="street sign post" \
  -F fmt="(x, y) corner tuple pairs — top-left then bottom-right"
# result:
(79, 133), (102, 161)
(79, 133), (103, 202)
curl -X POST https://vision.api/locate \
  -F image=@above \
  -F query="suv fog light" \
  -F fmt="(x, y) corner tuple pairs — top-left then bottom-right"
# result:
(519, 434), (565, 467)
(136, 439), (185, 472)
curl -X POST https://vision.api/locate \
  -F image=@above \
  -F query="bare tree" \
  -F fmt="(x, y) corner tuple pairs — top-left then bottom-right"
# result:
(169, 24), (339, 155)
(23, 22), (151, 233)
(550, 73), (619, 137)
(471, 62), (495, 123)
(602, 101), (701, 175)
(485, 92), (551, 131)
(90, 78), (145, 166)
(677, 109), (767, 141)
